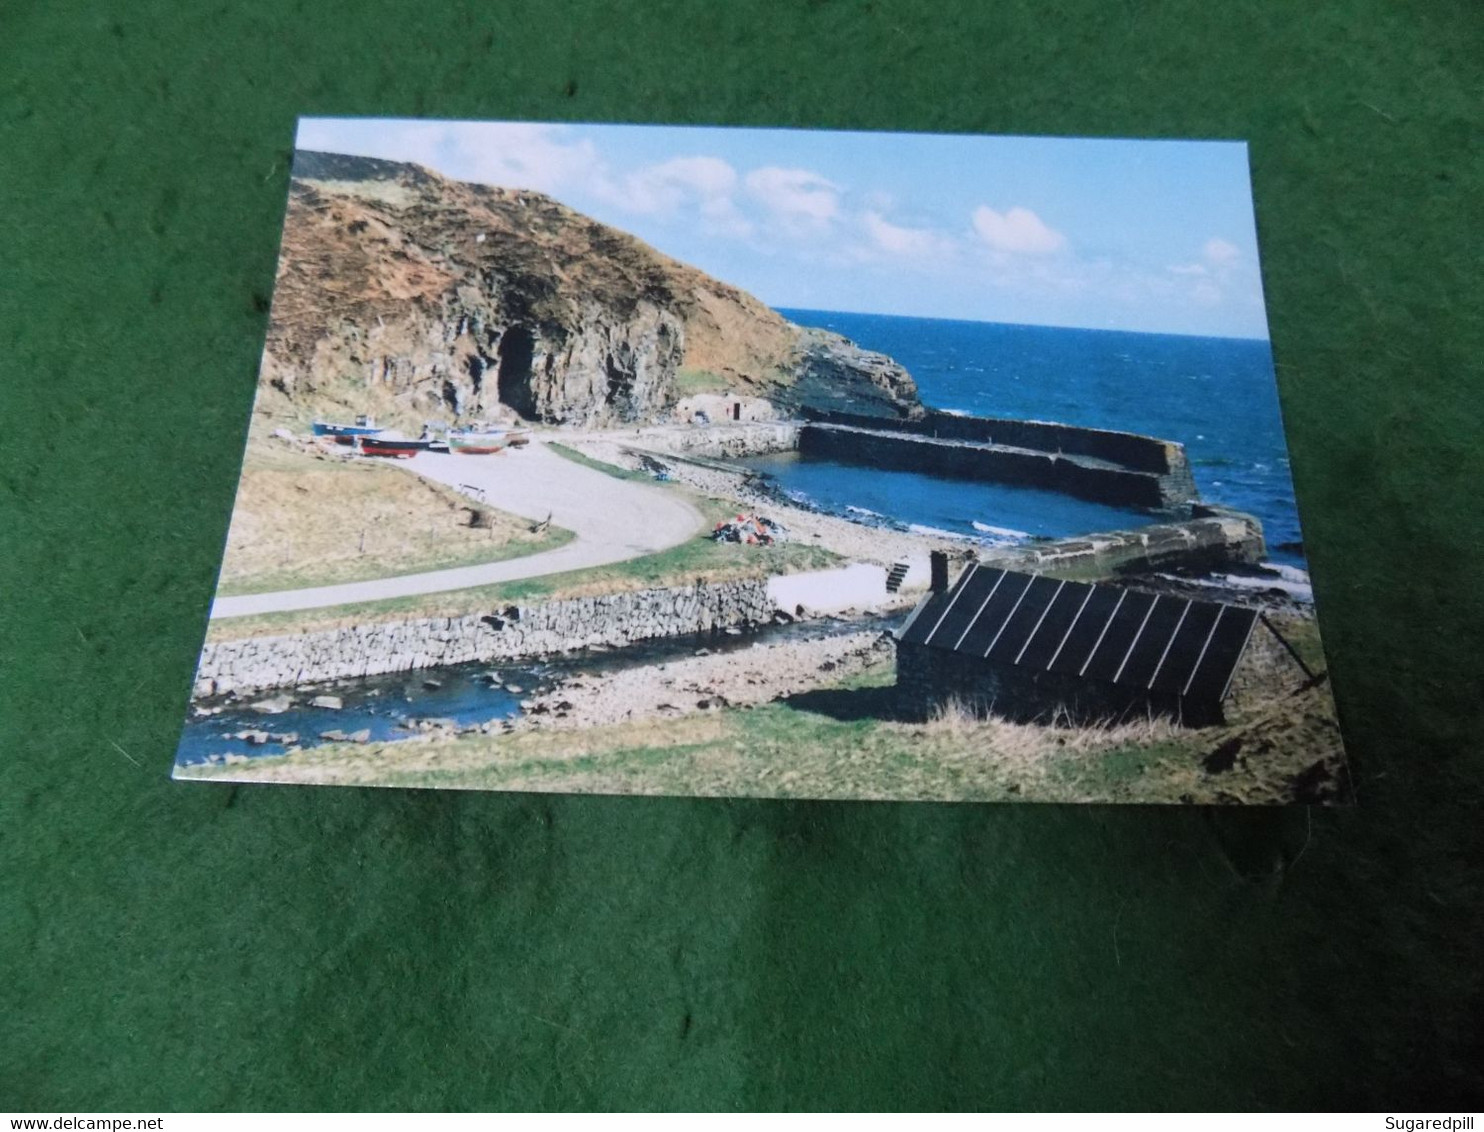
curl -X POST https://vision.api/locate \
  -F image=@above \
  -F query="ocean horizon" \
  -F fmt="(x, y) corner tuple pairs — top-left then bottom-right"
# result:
(779, 305), (1272, 344)
(773, 307), (1306, 568)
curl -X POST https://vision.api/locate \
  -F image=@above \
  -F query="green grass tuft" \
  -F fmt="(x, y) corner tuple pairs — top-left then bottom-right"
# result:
(546, 442), (653, 481)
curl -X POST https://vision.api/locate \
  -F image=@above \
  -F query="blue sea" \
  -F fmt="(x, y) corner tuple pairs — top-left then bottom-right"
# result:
(766, 309), (1307, 569)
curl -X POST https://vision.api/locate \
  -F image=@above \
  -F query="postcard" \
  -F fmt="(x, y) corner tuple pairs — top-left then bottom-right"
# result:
(174, 119), (1349, 804)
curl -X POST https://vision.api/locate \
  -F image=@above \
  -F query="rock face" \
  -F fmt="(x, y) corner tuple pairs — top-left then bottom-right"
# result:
(784, 328), (923, 421)
(261, 150), (923, 429)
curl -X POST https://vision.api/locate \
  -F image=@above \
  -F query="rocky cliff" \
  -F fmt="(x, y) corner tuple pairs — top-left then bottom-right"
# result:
(258, 150), (923, 428)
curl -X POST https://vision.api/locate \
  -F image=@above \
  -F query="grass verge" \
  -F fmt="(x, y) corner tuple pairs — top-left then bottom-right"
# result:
(545, 441), (653, 482)
(177, 650), (1345, 804)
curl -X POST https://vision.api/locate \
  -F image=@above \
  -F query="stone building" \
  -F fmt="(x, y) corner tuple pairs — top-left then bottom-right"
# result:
(894, 557), (1259, 727)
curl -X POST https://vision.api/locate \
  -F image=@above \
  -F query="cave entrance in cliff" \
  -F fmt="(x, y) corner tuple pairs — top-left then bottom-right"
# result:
(496, 324), (538, 419)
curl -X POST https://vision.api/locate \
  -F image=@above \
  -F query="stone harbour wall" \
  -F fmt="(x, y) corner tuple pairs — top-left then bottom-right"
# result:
(616, 420), (801, 460)
(194, 579), (773, 698)
(986, 512), (1267, 579)
(801, 407), (1186, 475)
(799, 424), (1197, 513)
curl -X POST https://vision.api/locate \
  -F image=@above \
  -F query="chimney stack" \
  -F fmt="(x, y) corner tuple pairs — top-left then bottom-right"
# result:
(929, 551), (949, 594)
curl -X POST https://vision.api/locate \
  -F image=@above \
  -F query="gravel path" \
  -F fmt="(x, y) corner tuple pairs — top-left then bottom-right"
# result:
(209, 439), (704, 618)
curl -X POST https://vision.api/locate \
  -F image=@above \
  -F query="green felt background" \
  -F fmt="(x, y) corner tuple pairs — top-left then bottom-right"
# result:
(2, 0), (1482, 1111)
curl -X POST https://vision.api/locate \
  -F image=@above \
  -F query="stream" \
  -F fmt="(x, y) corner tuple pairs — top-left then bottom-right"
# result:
(176, 612), (902, 766)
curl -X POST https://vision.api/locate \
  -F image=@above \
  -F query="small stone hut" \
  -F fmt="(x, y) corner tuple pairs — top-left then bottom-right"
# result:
(894, 558), (1259, 727)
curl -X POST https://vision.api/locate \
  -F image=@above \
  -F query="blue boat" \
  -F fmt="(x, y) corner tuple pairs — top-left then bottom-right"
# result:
(311, 415), (383, 443)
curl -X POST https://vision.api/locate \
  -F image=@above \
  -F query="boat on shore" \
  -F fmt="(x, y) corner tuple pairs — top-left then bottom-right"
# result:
(448, 429), (509, 455)
(358, 435), (436, 459)
(312, 415), (382, 443)
(313, 415), (519, 456)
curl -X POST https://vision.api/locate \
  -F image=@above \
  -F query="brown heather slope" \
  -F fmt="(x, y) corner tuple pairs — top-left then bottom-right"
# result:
(256, 150), (922, 430)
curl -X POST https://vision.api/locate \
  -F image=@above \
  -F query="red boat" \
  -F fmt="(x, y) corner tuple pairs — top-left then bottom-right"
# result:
(357, 436), (434, 459)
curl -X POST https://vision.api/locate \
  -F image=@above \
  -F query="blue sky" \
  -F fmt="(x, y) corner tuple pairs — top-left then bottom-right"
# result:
(297, 118), (1271, 339)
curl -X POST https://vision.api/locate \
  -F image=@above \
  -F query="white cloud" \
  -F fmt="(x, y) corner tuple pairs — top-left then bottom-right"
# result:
(1192, 280), (1223, 306)
(324, 121), (605, 196)
(971, 205), (1067, 255)
(744, 167), (840, 226)
(619, 156), (738, 216)
(1203, 237), (1241, 265)
(860, 211), (956, 261)
(458, 124), (602, 193)
(1163, 237), (1244, 309)
(299, 120), (747, 231)
(594, 155), (753, 238)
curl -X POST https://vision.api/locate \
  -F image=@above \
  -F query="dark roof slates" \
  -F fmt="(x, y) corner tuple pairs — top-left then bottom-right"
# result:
(1047, 586), (1124, 675)
(1150, 602), (1221, 695)
(1082, 591), (1158, 684)
(986, 576), (1064, 662)
(1184, 606), (1259, 702)
(955, 571), (1032, 656)
(898, 563), (980, 646)
(1020, 581), (1095, 670)
(907, 566), (1254, 703)
(934, 567), (1009, 649)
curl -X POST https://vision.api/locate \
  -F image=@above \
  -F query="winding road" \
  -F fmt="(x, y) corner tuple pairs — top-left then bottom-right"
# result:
(209, 440), (705, 619)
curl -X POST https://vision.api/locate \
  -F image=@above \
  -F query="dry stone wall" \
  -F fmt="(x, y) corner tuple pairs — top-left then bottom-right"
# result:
(194, 579), (772, 699)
